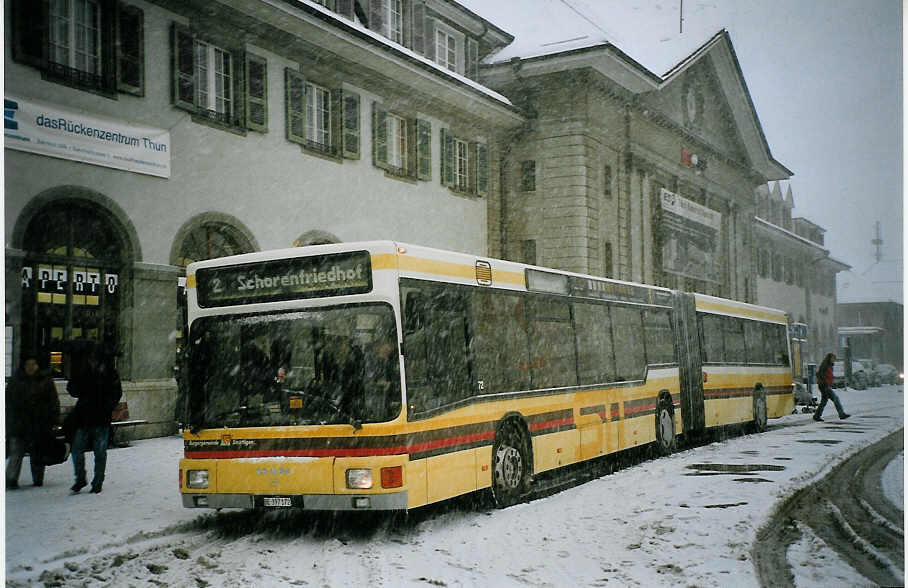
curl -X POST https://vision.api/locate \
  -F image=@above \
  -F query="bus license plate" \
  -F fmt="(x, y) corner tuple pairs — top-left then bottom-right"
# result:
(262, 497), (293, 507)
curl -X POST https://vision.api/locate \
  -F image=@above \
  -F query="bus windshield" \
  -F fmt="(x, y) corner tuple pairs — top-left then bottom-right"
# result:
(187, 303), (401, 429)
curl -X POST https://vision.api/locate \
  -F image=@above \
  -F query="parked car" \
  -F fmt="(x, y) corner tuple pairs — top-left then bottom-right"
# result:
(856, 359), (881, 387)
(832, 360), (868, 390)
(873, 363), (901, 385)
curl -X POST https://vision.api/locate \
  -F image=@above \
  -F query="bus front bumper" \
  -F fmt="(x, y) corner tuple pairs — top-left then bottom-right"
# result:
(181, 491), (408, 511)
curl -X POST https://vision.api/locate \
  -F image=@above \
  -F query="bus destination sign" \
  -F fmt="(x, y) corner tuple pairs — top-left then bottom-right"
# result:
(196, 251), (372, 307)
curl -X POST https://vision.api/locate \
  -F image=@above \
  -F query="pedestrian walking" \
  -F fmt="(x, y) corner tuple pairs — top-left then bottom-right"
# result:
(813, 352), (850, 422)
(5, 354), (60, 489)
(67, 344), (122, 494)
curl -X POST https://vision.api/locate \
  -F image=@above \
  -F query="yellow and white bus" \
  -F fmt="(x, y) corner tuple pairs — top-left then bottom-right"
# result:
(179, 241), (793, 511)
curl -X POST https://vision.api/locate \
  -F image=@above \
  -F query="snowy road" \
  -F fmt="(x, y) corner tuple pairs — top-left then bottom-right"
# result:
(4, 386), (903, 587)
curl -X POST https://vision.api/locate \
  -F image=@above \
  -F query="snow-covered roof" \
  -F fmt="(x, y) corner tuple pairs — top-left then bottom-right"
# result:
(293, 0), (514, 107)
(837, 259), (904, 304)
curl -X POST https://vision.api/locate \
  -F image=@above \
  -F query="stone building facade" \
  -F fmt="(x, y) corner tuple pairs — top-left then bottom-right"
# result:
(4, 0), (523, 437)
(752, 182), (849, 364)
(482, 31), (793, 304)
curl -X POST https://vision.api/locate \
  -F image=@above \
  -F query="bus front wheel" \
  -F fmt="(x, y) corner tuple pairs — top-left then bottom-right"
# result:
(491, 419), (531, 508)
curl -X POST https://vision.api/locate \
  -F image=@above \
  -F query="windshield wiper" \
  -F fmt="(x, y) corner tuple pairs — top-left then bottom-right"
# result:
(289, 389), (362, 431)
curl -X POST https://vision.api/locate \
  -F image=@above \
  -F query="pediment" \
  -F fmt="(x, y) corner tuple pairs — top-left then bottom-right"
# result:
(646, 31), (791, 181)
(641, 56), (750, 164)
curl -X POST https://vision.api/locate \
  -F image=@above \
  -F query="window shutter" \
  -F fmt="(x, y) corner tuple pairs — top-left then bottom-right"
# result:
(424, 18), (436, 62)
(467, 37), (479, 80)
(467, 141), (477, 194)
(245, 54), (268, 132)
(406, 117), (418, 178)
(411, 1), (425, 55)
(330, 88), (344, 156)
(231, 49), (246, 128)
(117, 4), (144, 95)
(372, 102), (389, 170)
(476, 142), (489, 197)
(285, 68), (306, 145)
(171, 23), (196, 111)
(336, 0), (354, 19)
(100, 0), (118, 93)
(11, 0), (48, 69)
(341, 91), (361, 159)
(369, 0), (384, 33)
(416, 118), (431, 181)
(441, 128), (454, 187)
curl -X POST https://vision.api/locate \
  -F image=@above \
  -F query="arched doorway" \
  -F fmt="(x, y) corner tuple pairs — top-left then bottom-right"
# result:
(170, 216), (256, 424)
(19, 200), (129, 377)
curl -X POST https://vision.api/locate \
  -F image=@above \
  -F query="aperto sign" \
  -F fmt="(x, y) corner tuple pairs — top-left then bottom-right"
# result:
(196, 251), (372, 307)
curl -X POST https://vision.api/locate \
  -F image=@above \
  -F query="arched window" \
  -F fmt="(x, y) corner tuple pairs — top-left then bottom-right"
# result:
(20, 201), (127, 377)
(174, 221), (254, 267)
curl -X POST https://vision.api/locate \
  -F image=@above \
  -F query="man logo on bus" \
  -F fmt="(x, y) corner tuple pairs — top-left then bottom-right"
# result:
(220, 435), (231, 446)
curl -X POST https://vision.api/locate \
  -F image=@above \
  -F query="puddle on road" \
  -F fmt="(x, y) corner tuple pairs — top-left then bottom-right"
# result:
(703, 501), (748, 509)
(739, 450), (760, 456)
(684, 463), (786, 476)
(795, 439), (842, 445)
(773, 457), (792, 461)
(732, 478), (774, 483)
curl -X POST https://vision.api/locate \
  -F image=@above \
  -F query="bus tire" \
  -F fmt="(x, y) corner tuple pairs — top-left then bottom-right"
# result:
(655, 395), (676, 456)
(752, 386), (768, 433)
(491, 419), (531, 508)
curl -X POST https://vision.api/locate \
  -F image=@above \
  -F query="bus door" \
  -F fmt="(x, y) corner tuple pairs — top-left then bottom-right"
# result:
(673, 292), (705, 433)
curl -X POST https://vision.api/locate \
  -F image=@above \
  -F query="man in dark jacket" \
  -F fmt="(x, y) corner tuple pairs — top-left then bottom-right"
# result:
(6, 355), (60, 488)
(68, 347), (122, 494)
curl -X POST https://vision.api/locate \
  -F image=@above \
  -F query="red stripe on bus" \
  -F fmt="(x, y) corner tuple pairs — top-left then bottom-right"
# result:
(185, 431), (498, 460)
(528, 417), (574, 431)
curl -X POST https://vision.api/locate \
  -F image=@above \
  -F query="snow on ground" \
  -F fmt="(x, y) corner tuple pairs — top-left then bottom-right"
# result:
(788, 521), (876, 588)
(881, 451), (904, 510)
(3, 386), (903, 587)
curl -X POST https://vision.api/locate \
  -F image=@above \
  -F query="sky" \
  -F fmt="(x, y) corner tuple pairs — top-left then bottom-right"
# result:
(4, 386), (903, 585)
(458, 0), (903, 301)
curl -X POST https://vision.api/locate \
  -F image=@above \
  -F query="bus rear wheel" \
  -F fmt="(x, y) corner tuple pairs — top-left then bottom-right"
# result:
(655, 400), (676, 456)
(752, 387), (768, 433)
(491, 420), (530, 508)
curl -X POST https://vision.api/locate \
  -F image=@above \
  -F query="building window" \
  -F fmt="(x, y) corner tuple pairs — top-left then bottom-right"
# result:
(286, 69), (360, 159)
(603, 164), (612, 198)
(440, 128), (487, 196)
(387, 113), (408, 173)
(454, 139), (469, 190)
(50, 0), (102, 75)
(388, 0), (403, 43)
(435, 28), (457, 72)
(522, 240), (537, 265)
(12, 0), (145, 95)
(372, 102), (429, 179)
(196, 41), (233, 119)
(172, 24), (242, 127)
(520, 160), (536, 192)
(305, 82), (331, 150)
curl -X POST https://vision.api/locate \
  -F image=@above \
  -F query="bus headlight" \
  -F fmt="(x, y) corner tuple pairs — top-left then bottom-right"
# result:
(346, 468), (373, 489)
(186, 469), (209, 489)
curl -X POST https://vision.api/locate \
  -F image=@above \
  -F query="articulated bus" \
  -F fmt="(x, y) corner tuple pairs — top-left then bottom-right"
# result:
(179, 241), (793, 511)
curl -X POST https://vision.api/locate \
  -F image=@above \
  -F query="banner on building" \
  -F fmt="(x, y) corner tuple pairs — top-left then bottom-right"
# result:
(659, 188), (721, 284)
(4, 95), (170, 178)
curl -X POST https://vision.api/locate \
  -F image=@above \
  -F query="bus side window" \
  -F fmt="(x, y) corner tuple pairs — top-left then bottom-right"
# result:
(643, 308), (676, 365)
(744, 320), (765, 364)
(401, 282), (472, 414)
(574, 300), (615, 385)
(699, 314), (725, 363)
(611, 305), (645, 381)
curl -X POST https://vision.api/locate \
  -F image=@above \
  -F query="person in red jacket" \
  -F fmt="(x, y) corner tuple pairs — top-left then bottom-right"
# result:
(813, 352), (850, 422)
